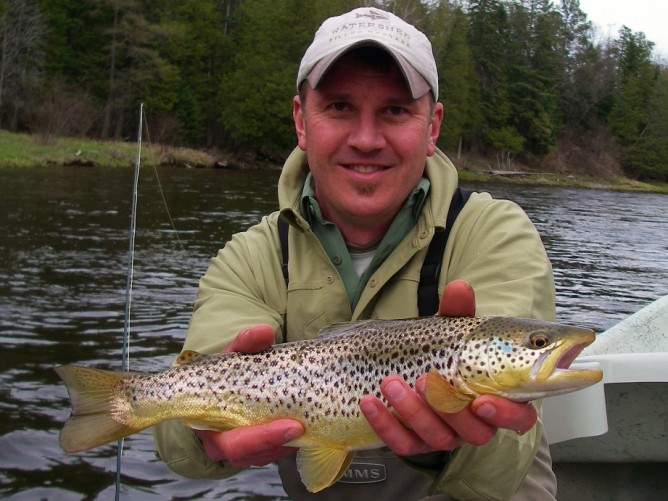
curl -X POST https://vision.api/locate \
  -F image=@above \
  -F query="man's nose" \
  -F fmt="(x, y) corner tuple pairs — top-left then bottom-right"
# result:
(347, 112), (386, 152)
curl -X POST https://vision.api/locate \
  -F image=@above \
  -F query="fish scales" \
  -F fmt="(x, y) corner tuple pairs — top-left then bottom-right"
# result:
(119, 316), (482, 431)
(55, 315), (603, 493)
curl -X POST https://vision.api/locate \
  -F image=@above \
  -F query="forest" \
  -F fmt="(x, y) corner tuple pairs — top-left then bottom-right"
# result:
(1, 0), (667, 180)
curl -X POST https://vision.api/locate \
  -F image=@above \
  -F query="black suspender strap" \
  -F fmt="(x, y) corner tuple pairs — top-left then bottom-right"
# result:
(417, 187), (473, 316)
(277, 187), (473, 316)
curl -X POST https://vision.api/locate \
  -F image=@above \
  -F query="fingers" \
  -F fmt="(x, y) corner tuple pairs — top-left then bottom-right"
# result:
(470, 395), (538, 434)
(362, 374), (538, 458)
(223, 324), (276, 353)
(361, 376), (462, 456)
(197, 419), (304, 468)
(438, 279), (475, 317)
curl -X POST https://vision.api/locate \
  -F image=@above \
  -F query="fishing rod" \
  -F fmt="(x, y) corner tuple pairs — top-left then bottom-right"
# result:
(116, 102), (144, 500)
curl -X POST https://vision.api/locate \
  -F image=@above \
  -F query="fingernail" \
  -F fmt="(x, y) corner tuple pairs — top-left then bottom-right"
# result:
(474, 402), (496, 419)
(384, 380), (405, 401)
(284, 426), (302, 442)
(360, 399), (378, 419)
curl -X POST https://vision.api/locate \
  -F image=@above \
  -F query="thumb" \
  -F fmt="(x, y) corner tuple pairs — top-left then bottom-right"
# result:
(224, 324), (276, 353)
(437, 279), (475, 317)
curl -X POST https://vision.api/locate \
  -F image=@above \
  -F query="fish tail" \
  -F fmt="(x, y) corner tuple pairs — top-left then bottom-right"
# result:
(55, 365), (140, 453)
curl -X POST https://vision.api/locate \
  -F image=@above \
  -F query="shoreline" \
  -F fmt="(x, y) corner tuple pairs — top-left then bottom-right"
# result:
(1, 130), (667, 193)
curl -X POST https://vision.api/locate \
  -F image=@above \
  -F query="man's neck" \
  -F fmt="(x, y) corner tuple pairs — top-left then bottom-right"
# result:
(335, 218), (391, 249)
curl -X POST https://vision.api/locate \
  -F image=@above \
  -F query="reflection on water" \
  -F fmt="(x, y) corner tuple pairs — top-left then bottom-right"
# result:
(1, 167), (666, 500)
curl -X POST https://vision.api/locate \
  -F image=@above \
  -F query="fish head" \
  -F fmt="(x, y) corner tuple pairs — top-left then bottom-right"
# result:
(457, 317), (603, 401)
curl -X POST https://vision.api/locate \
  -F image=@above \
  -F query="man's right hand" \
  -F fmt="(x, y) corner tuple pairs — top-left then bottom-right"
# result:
(195, 325), (304, 468)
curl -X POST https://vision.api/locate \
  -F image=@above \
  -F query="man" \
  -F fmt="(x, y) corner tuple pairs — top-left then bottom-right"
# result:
(154, 7), (557, 500)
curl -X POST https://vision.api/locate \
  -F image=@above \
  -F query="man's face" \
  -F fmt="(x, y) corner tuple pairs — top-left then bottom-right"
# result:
(293, 53), (443, 241)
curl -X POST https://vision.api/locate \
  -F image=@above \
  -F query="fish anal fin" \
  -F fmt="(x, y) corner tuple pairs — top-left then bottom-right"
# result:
(296, 446), (355, 493)
(424, 369), (472, 414)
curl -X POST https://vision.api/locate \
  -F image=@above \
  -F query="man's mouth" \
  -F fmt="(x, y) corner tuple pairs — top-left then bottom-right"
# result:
(346, 165), (386, 173)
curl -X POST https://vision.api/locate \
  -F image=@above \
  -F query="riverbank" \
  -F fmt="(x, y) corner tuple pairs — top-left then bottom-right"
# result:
(1, 130), (667, 193)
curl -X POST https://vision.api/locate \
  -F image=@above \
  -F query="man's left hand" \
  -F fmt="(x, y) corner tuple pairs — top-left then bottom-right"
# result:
(360, 279), (537, 456)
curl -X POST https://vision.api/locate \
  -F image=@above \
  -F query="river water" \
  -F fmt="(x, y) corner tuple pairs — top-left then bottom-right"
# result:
(0, 166), (666, 500)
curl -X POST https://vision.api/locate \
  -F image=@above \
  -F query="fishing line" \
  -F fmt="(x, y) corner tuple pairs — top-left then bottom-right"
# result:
(141, 109), (186, 252)
(115, 103), (144, 501)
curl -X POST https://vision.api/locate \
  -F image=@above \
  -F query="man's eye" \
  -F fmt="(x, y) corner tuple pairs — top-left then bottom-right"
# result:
(386, 106), (407, 116)
(329, 102), (349, 111)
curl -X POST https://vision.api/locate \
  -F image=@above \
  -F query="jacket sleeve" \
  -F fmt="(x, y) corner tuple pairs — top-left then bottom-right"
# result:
(435, 194), (557, 500)
(153, 213), (287, 479)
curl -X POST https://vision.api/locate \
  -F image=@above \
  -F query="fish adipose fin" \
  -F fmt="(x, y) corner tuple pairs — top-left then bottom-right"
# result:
(296, 446), (355, 493)
(176, 350), (206, 365)
(54, 365), (142, 453)
(424, 369), (473, 413)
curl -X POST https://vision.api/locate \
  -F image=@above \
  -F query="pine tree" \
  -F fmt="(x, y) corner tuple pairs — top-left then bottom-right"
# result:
(427, 1), (481, 153)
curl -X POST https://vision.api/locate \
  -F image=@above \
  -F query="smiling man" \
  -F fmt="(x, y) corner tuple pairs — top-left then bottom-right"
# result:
(154, 8), (557, 500)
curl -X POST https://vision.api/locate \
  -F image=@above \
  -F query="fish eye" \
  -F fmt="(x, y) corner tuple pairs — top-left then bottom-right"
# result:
(528, 332), (551, 349)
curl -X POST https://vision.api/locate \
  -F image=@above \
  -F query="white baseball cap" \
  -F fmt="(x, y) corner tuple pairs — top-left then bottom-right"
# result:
(297, 7), (439, 100)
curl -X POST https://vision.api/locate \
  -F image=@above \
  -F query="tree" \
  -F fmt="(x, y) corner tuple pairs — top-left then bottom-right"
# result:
(0, 0), (45, 129)
(623, 68), (668, 180)
(504, 0), (562, 155)
(151, 0), (227, 145)
(427, 1), (481, 153)
(467, 0), (524, 157)
(218, 0), (321, 151)
(608, 27), (657, 144)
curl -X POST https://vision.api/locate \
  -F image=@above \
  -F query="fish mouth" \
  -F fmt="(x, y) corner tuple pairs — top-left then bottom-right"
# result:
(530, 333), (603, 393)
(556, 343), (586, 370)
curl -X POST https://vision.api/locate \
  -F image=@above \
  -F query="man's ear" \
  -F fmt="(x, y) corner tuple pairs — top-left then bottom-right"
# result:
(427, 102), (444, 157)
(293, 95), (307, 151)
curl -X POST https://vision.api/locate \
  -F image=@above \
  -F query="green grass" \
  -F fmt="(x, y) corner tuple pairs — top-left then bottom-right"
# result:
(0, 130), (149, 167)
(457, 163), (668, 193)
(0, 130), (220, 168)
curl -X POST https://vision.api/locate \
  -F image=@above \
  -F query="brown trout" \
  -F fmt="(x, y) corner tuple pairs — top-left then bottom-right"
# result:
(55, 316), (602, 492)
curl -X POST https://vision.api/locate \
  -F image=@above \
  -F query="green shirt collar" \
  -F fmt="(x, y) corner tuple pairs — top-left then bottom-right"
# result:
(300, 173), (430, 308)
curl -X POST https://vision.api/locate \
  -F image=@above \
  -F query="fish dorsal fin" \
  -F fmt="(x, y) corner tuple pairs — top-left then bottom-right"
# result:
(176, 350), (205, 365)
(424, 369), (473, 414)
(296, 446), (355, 493)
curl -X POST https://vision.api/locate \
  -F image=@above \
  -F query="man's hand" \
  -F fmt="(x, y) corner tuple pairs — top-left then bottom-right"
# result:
(360, 279), (538, 457)
(196, 325), (304, 467)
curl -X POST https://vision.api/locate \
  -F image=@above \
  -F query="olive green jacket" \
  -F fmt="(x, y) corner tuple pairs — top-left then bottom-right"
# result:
(154, 148), (557, 500)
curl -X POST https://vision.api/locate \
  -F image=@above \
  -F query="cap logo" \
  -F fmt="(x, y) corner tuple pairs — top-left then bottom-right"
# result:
(328, 10), (411, 47)
(355, 10), (389, 22)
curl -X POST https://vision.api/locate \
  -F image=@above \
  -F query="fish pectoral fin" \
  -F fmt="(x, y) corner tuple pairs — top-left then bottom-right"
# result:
(296, 446), (355, 493)
(184, 421), (219, 431)
(424, 369), (473, 414)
